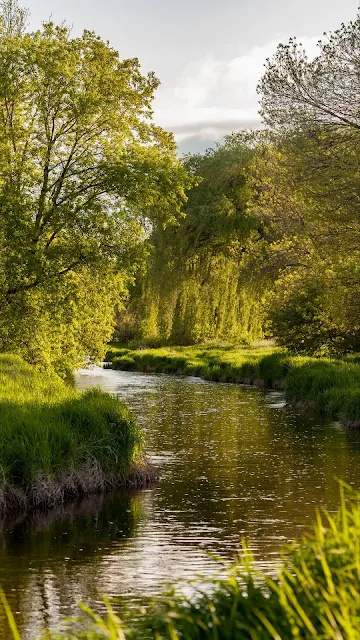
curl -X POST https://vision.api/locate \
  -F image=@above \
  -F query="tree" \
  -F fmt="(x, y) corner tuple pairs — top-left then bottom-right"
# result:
(258, 17), (360, 132)
(121, 134), (265, 345)
(252, 15), (360, 354)
(0, 1), (190, 370)
(120, 13), (360, 354)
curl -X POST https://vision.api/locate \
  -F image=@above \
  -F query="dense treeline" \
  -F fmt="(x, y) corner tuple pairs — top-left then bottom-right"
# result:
(0, 0), (359, 371)
(120, 17), (360, 356)
(0, 0), (190, 375)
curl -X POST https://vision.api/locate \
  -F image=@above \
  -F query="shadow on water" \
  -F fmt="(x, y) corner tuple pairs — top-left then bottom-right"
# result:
(0, 489), (144, 638)
(1, 366), (360, 638)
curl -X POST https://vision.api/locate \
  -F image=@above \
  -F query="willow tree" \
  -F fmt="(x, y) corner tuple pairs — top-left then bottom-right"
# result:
(122, 133), (266, 345)
(0, 1), (189, 371)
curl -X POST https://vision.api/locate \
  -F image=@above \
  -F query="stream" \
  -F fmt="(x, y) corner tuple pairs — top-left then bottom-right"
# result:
(1, 366), (360, 638)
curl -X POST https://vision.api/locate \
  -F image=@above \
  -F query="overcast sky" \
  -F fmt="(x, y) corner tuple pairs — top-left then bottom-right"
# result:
(26, 0), (358, 153)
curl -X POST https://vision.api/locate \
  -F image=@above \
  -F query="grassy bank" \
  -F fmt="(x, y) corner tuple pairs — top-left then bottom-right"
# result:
(0, 354), (155, 515)
(105, 343), (360, 427)
(3, 486), (359, 638)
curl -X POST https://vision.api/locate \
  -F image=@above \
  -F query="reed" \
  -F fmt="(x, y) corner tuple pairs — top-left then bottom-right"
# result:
(132, 485), (360, 639)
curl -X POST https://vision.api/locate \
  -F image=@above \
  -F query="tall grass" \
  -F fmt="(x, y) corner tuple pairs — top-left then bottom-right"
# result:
(106, 343), (360, 426)
(133, 485), (360, 640)
(0, 354), (149, 513)
(2, 486), (359, 639)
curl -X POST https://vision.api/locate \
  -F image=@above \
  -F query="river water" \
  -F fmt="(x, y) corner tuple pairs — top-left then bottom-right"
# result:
(1, 367), (360, 638)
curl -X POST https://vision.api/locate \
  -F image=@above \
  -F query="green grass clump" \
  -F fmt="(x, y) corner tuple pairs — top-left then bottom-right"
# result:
(131, 486), (360, 640)
(106, 343), (360, 426)
(0, 354), (143, 506)
(106, 343), (283, 382)
(285, 359), (360, 410)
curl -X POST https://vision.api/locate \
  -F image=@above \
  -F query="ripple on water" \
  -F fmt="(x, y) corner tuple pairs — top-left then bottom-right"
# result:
(1, 366), (360, 639)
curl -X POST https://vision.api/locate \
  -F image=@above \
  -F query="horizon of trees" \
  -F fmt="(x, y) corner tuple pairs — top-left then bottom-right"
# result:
(0, 0), (358, 370)
(120, 14), (360, 355)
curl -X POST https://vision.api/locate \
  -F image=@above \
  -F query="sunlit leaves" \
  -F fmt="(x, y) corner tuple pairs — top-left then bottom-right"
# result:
(0, 0), (190, 370)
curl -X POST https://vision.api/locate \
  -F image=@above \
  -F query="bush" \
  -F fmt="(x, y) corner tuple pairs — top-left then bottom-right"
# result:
(268, 274), (360, 357)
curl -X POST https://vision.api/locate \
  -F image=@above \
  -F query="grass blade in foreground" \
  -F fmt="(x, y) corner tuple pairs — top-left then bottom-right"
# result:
(4, 485), (356, 639)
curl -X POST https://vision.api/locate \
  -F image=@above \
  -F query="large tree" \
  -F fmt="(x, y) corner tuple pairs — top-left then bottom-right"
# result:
(121, 134), (265, 345)
(258, 17), (360, 132)
(0, 1), (189, 370)
(252, 18), (360, 354)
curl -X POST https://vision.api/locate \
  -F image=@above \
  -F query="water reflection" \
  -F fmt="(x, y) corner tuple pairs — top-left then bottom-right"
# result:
(0, 367), (359, 638)
(0, 490), (143, 637)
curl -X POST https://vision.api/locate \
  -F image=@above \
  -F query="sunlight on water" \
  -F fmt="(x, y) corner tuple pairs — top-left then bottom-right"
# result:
(1, 367), (359, 638)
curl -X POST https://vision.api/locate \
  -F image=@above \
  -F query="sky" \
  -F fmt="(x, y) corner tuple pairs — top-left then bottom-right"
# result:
(26, 0), (358, 154)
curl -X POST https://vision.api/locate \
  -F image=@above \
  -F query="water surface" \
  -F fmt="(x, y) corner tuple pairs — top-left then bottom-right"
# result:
(1, 367), (359, 638)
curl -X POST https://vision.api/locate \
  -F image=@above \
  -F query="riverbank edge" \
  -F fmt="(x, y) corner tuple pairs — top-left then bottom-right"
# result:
(105, 345), (360, 429)
(0, 458), (158, 517)
(0, 353), (159, 518)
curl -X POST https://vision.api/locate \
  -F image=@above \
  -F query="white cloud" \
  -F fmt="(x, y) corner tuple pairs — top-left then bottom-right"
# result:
(154, 35), (320, 143)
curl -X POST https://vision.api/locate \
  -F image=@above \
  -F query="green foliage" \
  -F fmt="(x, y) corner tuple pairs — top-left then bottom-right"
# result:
(285, 359), (360, 424)
(267, 275), (349, 356)
(0, 353), (142, 489)
(247, 130), (360, 356)
(0, 270), (131, 376)
(120, 134), (265, 346)
(0, 0), (190, 373)
(250, 17), (360, 355)
(119, 13), (360, 356)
